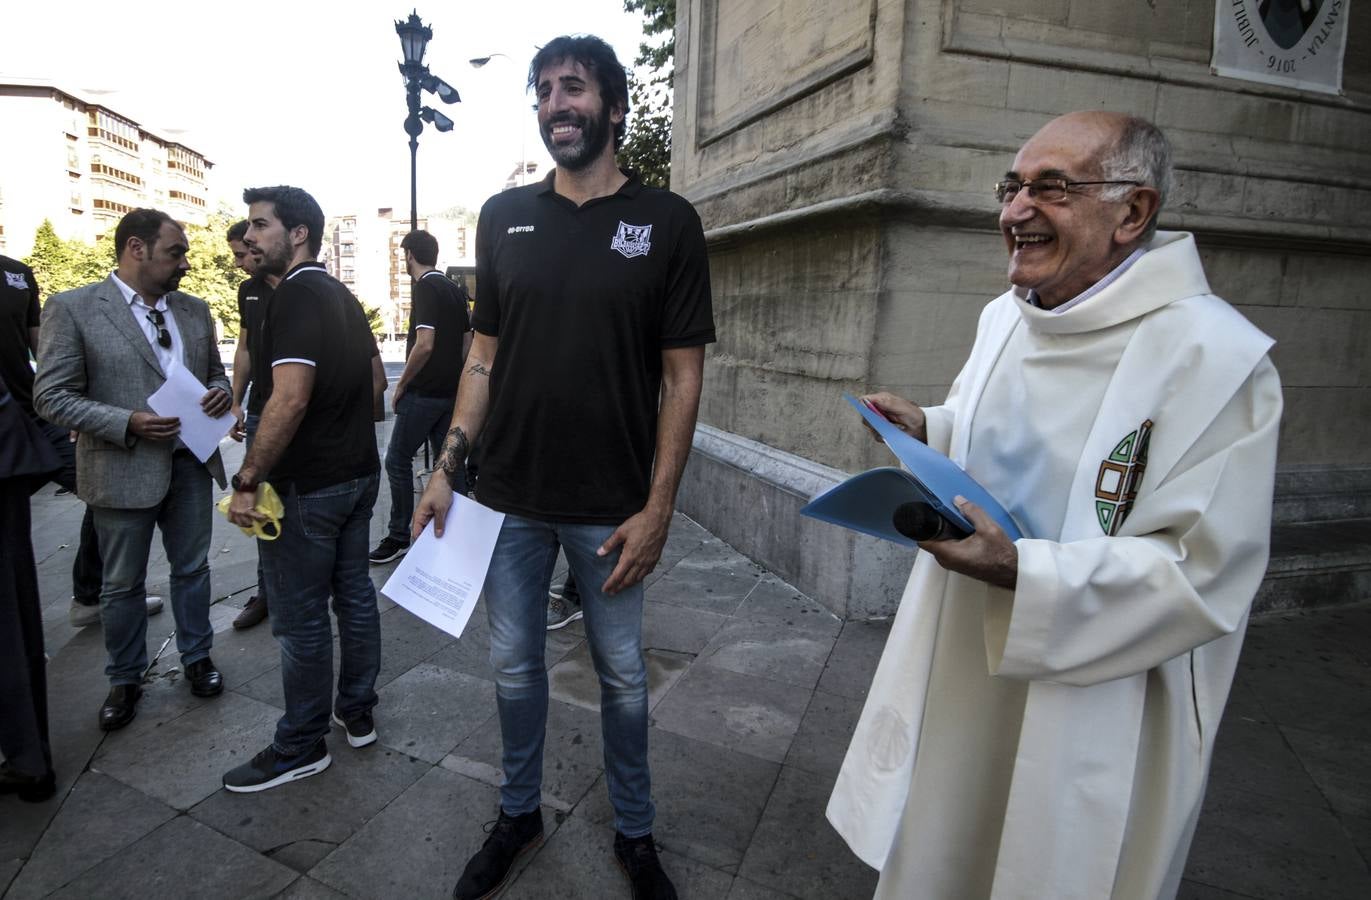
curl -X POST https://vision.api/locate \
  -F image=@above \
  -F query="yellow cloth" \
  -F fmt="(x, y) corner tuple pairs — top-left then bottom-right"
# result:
(217, 482), (285, 540)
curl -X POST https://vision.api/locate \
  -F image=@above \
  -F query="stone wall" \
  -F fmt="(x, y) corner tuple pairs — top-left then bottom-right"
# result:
(674, 0), (1371, 617)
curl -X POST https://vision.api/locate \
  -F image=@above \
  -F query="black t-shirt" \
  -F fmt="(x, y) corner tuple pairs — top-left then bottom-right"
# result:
(0, 256), (40, 416)
(406, 270), (470, 398)
(236, 275), (274, 415)
(260, 262), (379, 494)
(472, 171), (715, 523)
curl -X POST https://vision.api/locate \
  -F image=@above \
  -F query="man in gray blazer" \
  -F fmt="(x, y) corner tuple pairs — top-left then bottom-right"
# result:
(35, 208), (231, 731)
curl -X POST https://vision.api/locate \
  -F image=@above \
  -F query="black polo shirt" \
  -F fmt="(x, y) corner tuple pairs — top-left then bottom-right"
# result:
(260, 262), (378, 494)
(236, 275), (274, 415)
(0, 255), (40, 416)
(472, 170), (715, 523)
(406, 270), (470, 398)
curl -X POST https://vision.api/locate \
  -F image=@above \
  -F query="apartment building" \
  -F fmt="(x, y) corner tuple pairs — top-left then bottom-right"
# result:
(325, 208), (472, 340)
(0, 79), (211, 257)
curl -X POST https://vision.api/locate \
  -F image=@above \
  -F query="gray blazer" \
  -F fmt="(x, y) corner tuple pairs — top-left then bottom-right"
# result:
(33, 275), (230, 509)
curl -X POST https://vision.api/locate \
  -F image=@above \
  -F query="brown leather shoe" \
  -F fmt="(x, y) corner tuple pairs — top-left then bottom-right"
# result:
(98, 684), (142, 731)
(232, 595), (269, 630)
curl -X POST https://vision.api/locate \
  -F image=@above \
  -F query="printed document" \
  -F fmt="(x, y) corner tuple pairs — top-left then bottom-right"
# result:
(381, 492), (505, 638)
(146, 361), (235, 463)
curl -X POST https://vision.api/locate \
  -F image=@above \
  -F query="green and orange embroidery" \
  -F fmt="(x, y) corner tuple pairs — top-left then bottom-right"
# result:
(1095, 419), (1152, 535)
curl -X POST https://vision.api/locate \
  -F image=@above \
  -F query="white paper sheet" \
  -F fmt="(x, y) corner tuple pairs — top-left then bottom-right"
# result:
(146, 361), (234, 463)
(381, 492), (505, 639)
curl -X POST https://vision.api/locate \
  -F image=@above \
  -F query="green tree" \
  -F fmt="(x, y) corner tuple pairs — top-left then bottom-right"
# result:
(619, 0), (675, 188)
(362, 303), (384, 336)
(180, 212), (246, 338)
(24, 220), (114, 298)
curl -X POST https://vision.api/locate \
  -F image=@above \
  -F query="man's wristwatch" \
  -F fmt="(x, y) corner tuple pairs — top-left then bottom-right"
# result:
(231, 473), (257, 494)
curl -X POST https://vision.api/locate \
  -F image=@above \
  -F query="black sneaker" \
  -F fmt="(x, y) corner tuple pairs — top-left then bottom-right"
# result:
(614, 832), (678, 900)
(451, 808), (544, 900)
(222, 740), (331, 793)
(545, 594), (583, 631)
(369, 537), (409, 565)
(332, 709), (378, 748)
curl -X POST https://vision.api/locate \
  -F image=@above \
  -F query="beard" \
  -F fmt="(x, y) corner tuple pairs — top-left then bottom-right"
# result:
(540, 104), (613, 172)
(254, 233), (294, 277)
(159, 270), (185, 294)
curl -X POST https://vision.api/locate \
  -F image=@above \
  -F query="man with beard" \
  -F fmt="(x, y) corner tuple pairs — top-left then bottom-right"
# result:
(34, 209), (230, 731)
(413, 34), (714, 900)
(225, 220), (277, 629)
(222, 186), (382, 793)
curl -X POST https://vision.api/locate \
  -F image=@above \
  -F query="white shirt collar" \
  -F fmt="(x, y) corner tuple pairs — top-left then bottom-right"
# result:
(109, 271), (169, 311)
(1029, 247), (1147, 314)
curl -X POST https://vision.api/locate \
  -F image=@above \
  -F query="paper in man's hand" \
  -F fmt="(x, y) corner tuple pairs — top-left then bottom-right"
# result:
(381, 491), (505, 638)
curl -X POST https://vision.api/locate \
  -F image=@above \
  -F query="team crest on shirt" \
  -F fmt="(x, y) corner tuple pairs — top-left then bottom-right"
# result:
(1094, 419), (1153, 535)
(5, 271), (28, 290)
(610, 221), (652, 258)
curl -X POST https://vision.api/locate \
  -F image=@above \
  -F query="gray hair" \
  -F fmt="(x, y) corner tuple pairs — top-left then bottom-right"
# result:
(1098, 117), (1172, 241)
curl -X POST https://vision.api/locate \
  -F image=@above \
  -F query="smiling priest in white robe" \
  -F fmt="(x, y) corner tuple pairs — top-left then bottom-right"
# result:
(827, 112), (1282, 900)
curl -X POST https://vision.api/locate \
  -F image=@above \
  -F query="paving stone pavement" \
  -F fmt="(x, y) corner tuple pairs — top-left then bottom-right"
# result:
(3, 421), (1370, 899)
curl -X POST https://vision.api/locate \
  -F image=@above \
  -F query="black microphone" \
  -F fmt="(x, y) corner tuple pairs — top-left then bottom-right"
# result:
(892, 501), (970, 542)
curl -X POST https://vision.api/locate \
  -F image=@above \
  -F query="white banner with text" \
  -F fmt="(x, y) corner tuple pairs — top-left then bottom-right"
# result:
(1211, 0), (1351, 95)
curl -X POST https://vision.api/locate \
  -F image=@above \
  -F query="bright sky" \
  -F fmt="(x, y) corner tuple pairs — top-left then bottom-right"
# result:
(4, 0), (649, 219)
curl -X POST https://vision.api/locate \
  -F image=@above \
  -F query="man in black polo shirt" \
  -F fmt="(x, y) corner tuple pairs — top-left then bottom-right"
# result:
(369, 229), (471, 565)
(1, 255), (119, 627)
(225, 220), (276, 629)
(223, 185), (382, 793)
(413, 35), (713, 900)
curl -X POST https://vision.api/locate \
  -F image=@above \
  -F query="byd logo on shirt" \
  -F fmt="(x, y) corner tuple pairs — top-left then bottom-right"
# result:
(611, 222), (652, 258)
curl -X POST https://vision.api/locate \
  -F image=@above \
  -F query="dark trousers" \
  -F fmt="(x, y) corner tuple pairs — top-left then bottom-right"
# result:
(35, 418), (102, 603)
(0, 477), (52, 777)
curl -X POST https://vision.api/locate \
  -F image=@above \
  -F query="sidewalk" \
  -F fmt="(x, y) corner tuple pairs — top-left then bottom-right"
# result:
(3, 419), (1369, 899)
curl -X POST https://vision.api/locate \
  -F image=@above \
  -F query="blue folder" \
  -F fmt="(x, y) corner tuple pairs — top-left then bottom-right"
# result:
(799, 394), (1024, 545)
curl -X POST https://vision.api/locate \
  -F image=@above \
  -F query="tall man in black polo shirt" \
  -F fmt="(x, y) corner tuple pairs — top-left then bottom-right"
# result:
(226, 220), (277, 629)
(224, 185), (383, 793)
(369, 229), (471, 565)
(413, 35), (713, 900)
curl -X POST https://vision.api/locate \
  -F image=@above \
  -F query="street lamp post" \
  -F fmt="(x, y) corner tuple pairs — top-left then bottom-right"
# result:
(395, 10), (460, 231)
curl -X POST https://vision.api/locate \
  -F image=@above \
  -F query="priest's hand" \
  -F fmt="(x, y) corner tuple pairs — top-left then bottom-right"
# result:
(918, 496), (1017, 591)
(859, 392), (927, 444)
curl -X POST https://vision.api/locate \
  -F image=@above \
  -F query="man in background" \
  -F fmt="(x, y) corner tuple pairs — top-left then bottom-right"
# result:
(226, 220), (277, 629)
(369, 229), (470, 566)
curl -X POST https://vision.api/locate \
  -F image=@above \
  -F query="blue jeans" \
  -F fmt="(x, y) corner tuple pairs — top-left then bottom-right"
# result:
(485, 515), (654, 837)
(260, 473), (382, 756)
(90, 451), (213, 685)
(245, 413), (267, 604)
(385, 392), (463, 543)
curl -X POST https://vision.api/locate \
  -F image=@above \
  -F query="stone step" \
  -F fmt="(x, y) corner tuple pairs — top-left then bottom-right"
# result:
(1256, 518), (1371, 614)
(1273, 466), (1371, 524)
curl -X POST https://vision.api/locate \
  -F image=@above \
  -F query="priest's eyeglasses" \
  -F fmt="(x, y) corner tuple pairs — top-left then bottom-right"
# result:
(145, 308), (172, 349)
(994, 177), (1142, 204)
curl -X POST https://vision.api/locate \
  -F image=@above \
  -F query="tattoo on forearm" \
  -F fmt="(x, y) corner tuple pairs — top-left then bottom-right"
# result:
(438, 425), (470, 483)
(467, 363), (490, 377)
